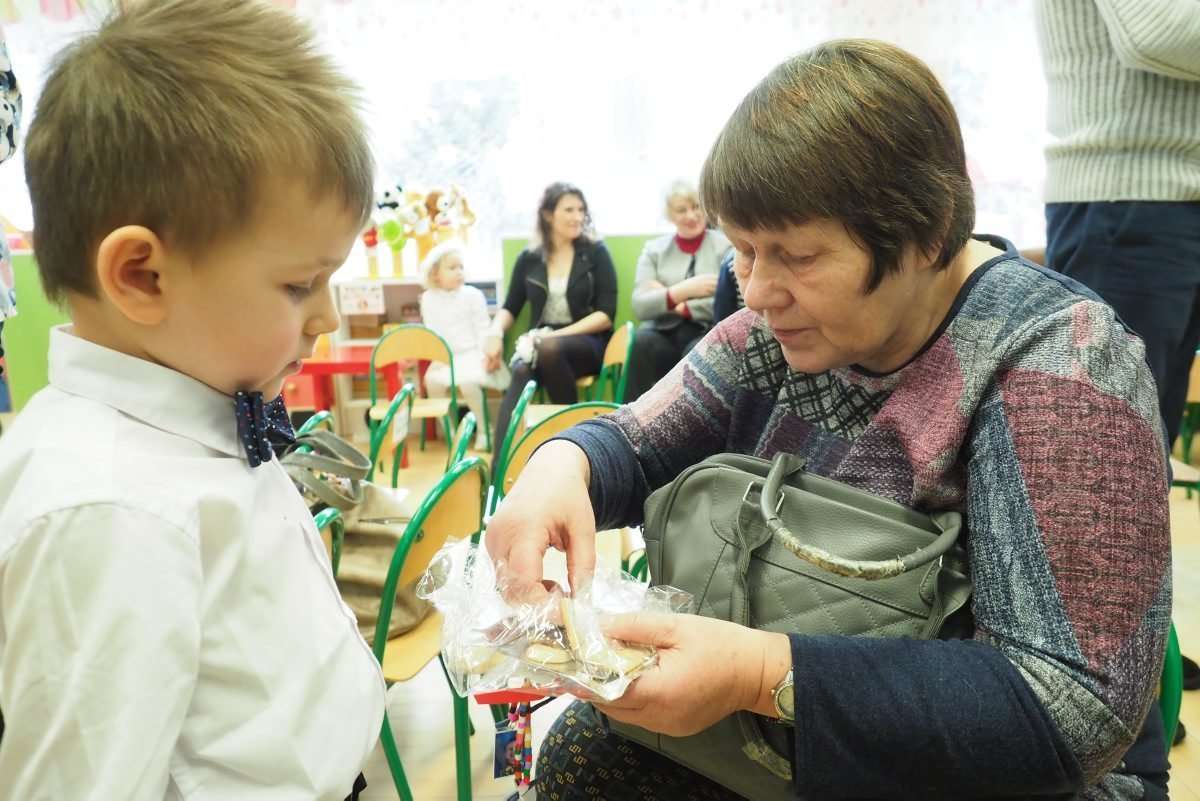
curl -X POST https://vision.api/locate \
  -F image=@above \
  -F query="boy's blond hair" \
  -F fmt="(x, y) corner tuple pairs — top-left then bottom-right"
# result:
(24, 0), (375, 303)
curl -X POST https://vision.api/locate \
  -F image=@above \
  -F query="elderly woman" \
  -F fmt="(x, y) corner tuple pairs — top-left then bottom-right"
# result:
(625, 181), (732, 401)
(486, 40), (1171, 800)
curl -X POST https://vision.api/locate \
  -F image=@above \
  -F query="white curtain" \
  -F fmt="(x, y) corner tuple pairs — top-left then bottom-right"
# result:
(0, 0), (1048, 279)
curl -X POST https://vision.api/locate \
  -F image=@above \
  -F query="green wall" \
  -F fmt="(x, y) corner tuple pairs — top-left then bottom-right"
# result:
(499, 234), (654, 354)
(5, 254), (69, 412)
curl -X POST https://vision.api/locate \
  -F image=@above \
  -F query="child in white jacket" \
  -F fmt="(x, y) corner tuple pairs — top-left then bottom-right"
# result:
(419, 242), (509, 450)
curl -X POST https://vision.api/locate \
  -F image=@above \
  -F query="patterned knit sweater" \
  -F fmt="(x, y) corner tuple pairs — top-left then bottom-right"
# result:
(560, 238), (1172, 799)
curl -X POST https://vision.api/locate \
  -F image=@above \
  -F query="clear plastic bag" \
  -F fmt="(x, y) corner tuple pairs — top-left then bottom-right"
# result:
(417, 539), (693, 702)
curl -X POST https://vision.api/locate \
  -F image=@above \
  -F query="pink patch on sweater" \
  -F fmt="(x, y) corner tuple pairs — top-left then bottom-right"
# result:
(870, 338), (970, 500)
(1001, 368), (1169, 668)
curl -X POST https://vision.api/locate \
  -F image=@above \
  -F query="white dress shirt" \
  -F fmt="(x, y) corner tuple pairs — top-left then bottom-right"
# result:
(0, 327), (386, 801)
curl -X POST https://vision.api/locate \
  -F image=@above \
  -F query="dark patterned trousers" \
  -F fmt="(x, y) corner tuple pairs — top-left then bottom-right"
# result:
(535, 702), (747, 801)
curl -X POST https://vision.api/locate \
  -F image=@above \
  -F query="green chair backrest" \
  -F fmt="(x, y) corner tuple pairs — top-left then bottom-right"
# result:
(296, 410), (335, 436)
(448, 411), (476, 469)
(313, 507), (345, 578)
(491, 379), (538, 500)
(1161, 622), (1182, 751)
(371, 456), (489, 664)
(367, 382), (416, 483)
(499, 234), (655, 357)
(369, 324), (456, 408)
(495, 402), (619, 498)
(594, 320), (636, 404)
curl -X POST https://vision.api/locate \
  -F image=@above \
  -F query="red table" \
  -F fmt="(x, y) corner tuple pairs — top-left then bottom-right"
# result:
(298, 345), (401, 414)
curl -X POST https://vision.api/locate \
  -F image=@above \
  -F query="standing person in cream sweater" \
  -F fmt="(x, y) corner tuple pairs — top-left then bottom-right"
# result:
(1037, 0), (1199, 439)
(1036, 0), (1200, 745)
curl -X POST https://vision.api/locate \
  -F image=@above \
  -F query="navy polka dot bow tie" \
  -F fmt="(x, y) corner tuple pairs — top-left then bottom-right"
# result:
(234, 391), (296, 468)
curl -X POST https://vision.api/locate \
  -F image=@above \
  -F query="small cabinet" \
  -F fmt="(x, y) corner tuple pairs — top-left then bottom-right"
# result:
(282, 373), (317, 411)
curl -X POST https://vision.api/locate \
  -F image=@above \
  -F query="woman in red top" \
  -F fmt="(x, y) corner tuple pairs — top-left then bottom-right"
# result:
(626, 181), (732, 401)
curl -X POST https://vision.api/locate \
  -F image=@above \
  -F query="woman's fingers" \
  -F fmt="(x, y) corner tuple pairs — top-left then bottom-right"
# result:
(602, 612), (678, 649)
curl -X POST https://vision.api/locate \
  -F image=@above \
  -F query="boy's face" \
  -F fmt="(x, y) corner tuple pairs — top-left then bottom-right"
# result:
(156, 180), (360, 399)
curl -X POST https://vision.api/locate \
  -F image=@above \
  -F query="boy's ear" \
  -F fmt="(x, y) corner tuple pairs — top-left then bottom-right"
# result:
(94, 226), (172, 326)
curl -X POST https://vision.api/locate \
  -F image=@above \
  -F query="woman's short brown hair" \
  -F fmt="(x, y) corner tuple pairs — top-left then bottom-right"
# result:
(24, 0), (375, 303)
(699, 39), (974, 292)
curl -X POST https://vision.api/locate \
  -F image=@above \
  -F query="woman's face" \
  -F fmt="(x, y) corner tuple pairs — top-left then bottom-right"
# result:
(433, 253), (465, 290)
(667, 194), (707, 239)
(546, 193), (586, 243)
(724, 218), (928, 374)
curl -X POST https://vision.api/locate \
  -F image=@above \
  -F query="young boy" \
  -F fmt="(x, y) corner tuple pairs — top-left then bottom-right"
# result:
(0, 2), (385, 798)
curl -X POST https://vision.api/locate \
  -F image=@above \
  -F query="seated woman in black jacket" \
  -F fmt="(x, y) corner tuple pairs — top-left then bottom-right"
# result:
(485, 182), (617, 448)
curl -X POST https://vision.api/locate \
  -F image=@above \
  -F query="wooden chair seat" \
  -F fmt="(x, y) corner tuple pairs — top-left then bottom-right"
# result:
(370, 396), (451, 422)
(380, 611), (444, 684)
(524, 403), (571, 428)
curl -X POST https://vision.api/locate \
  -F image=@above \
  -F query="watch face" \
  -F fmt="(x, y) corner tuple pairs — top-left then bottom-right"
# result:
(778, 684), (795, 720)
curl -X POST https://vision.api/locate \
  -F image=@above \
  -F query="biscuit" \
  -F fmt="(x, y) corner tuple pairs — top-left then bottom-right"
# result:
(559, 597), (582, 654)
(524, 641), (574, 666)
(584, 645), (655, 679)
(454, 645), (506, 675)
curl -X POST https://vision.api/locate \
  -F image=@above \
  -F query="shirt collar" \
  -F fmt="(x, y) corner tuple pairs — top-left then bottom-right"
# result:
(48, 325), (243, 458)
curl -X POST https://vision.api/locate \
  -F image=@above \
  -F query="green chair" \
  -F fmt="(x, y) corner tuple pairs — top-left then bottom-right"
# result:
(460, 386), (492, 454)
(493, 402), (619, 502)
(598, 320), (636, 403)
(313, 506), (345, 578)
(531, 320), (637, 408)
(626, 551), (649, 583)
(1178, 351), (1200, 462)
(1161, 622), (1183, 751)
(366, 383), (416, 488)
(488, 379), (538, 514)
(296, 410), (335, 435)
(579, 320), (636, 404)
(368, 325), (458, 456)
(373, 456), (489, 801)
(448, 411), (477, 470)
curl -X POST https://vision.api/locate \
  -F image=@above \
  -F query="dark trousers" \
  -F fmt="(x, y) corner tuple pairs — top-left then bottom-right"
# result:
(537, 702), (745, 800)
(493, 333), (605, 450)
(537, 702), (1169, 801)
(625, 320), (708, 402)
(1046, 201), (1200, 444)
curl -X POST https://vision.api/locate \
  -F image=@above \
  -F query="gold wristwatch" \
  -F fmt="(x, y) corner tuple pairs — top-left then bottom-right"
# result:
(770, 668), (795, 723)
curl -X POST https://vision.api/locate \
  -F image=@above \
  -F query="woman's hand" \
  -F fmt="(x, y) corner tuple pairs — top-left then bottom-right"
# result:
(483, 336), (503, 372)
(671, 274), (719, 302)
(594, 613), (792, 737)
(485, 440), (597, 601)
